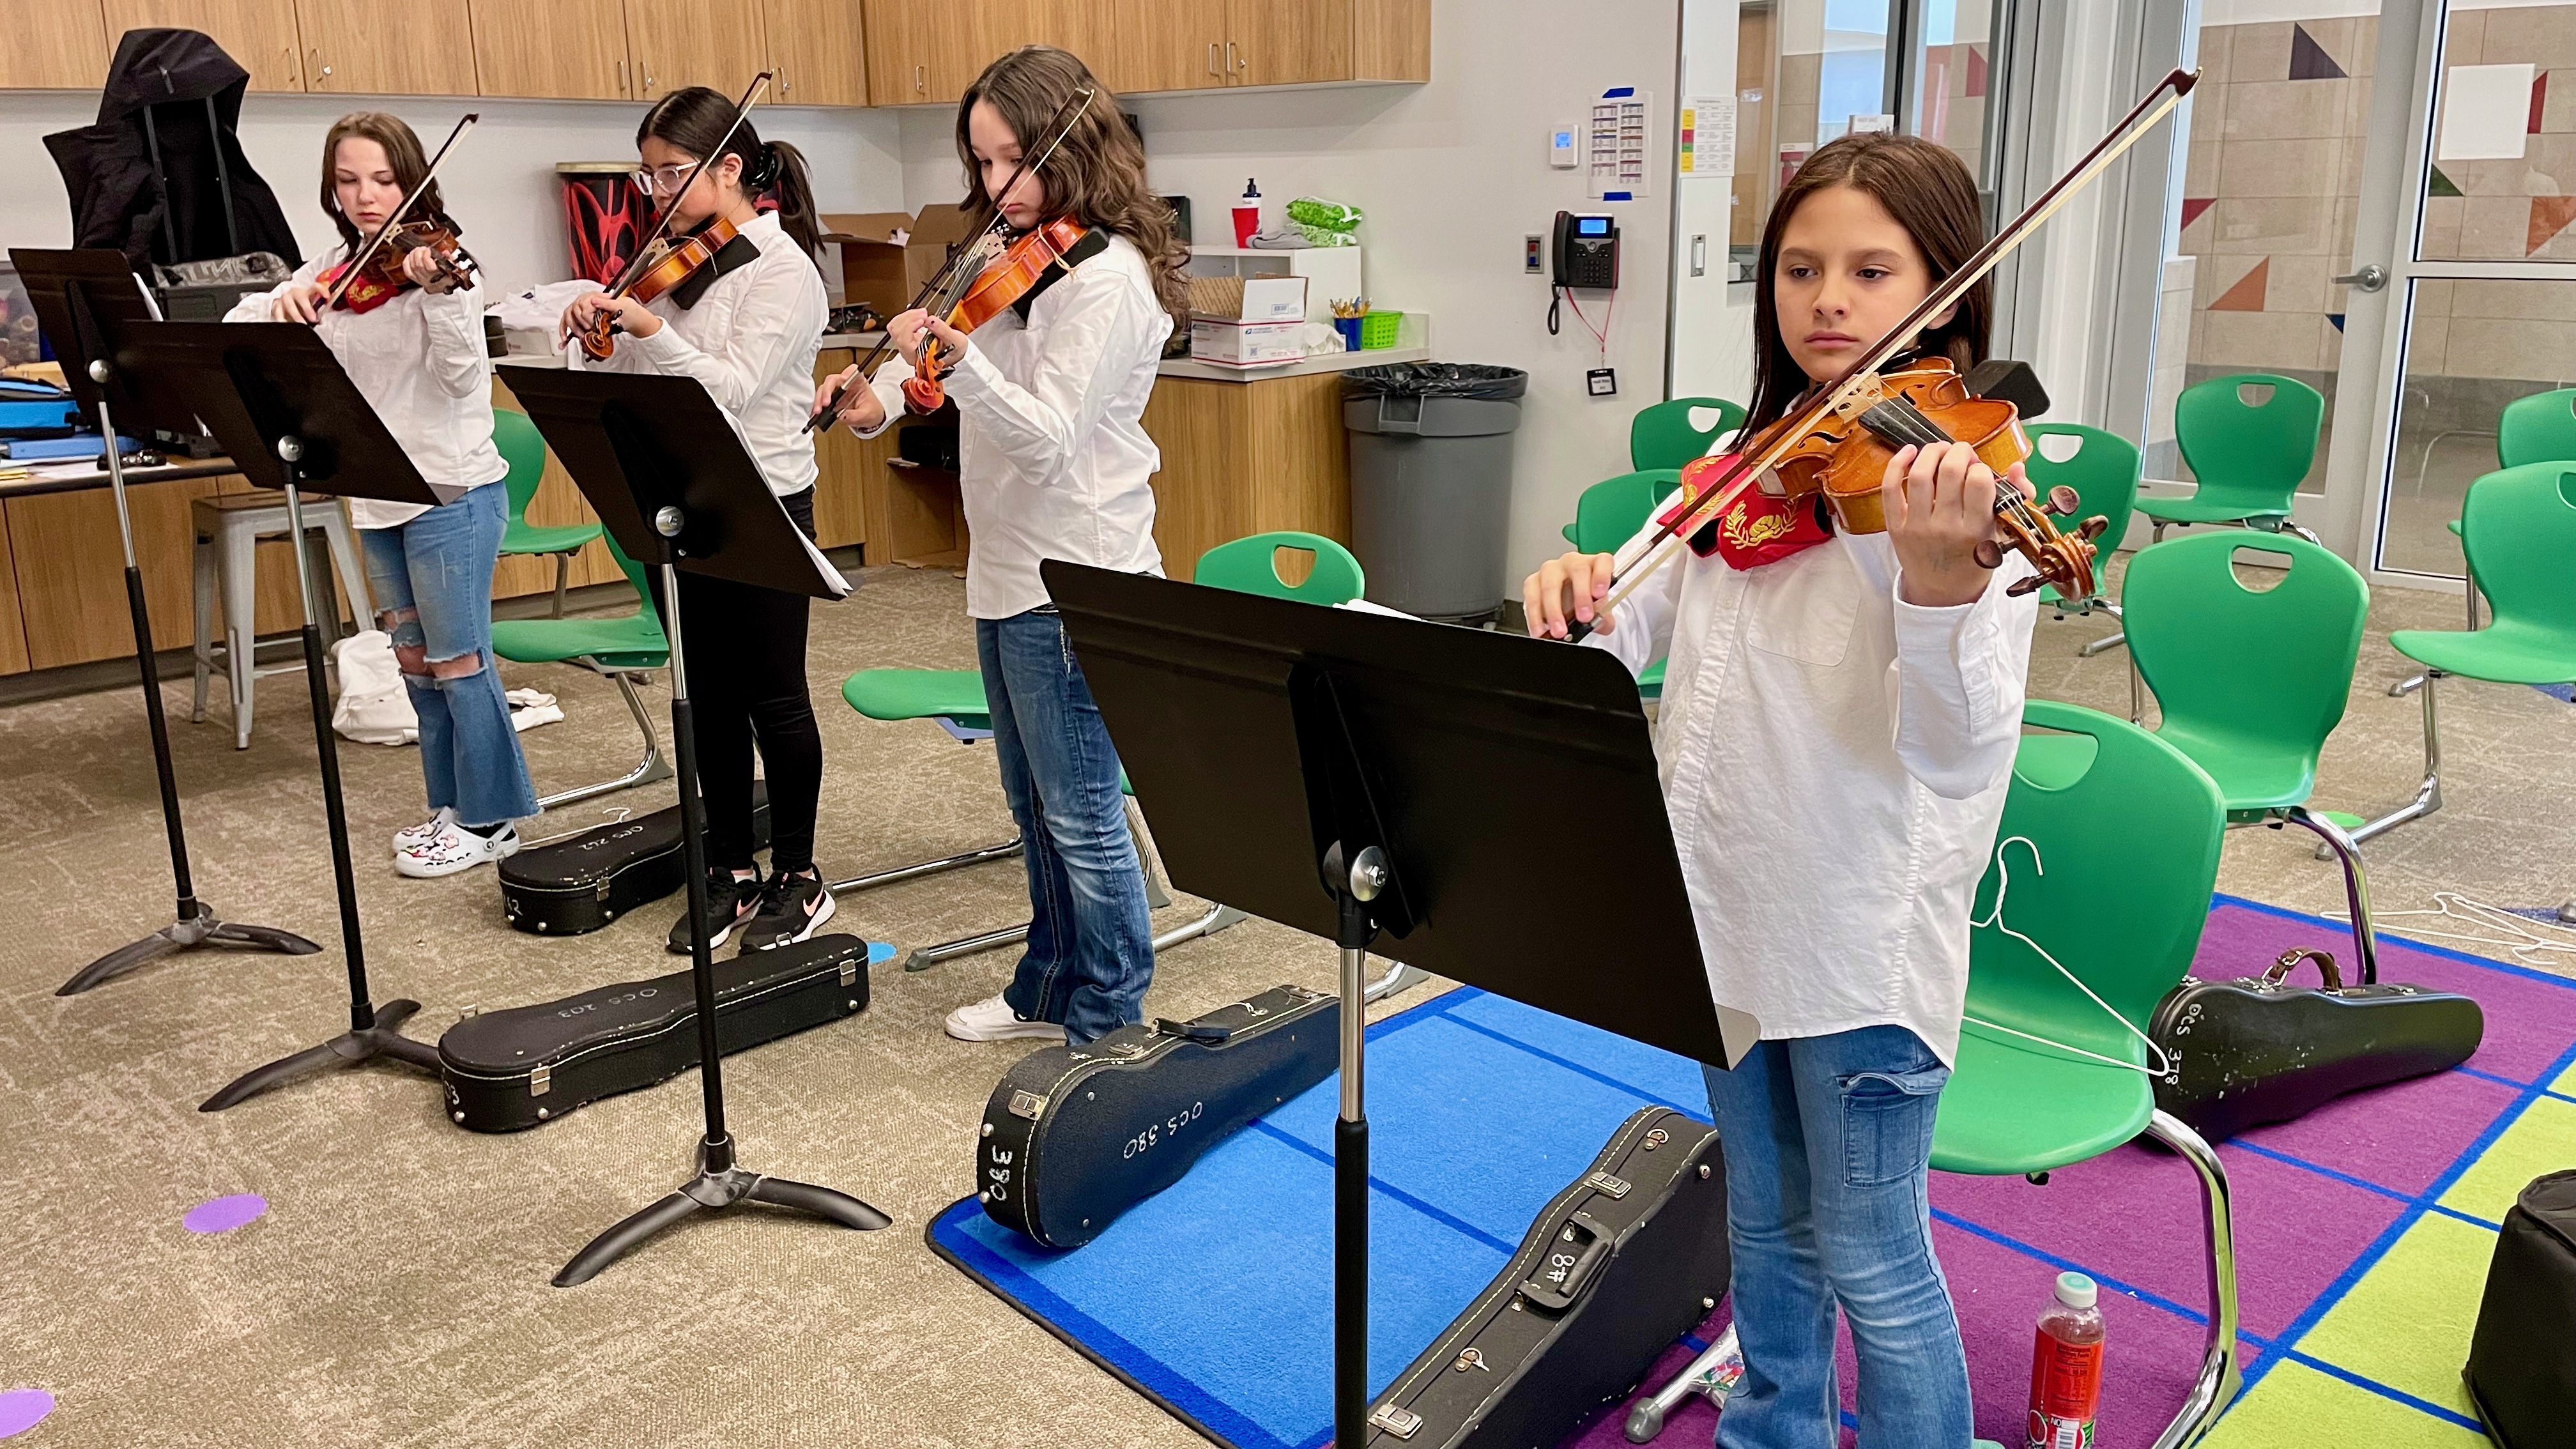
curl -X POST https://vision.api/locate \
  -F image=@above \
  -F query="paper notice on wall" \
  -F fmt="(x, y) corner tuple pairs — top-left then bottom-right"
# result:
(1679, 95), (1736, 180)
(2437, 63), (2535, 161)
(1589, 88), (1653, 200)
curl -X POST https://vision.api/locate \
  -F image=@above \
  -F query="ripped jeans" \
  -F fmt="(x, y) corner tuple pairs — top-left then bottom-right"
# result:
(1699, 1025), (1970, 1448)
(360, 484), (537, 830)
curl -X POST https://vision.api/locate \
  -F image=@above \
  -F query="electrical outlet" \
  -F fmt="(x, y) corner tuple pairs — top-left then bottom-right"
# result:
(1525, 235), (1544, 274)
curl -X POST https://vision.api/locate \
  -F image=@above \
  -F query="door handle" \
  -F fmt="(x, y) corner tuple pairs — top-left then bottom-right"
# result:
(1690, 235), (1706, 277)
(1208, 42), (1220, 76)
(2333, 264), (2388, 292)
(916, 63), (926, 94)
(642, 64), (656, 95)
(1227, 40), (1241, 77)
(779, 69), (791, 95)
(617, 59), (627, 96)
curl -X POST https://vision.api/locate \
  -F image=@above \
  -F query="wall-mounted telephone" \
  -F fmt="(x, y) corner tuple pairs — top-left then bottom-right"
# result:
(1552, 211), (1620, 290)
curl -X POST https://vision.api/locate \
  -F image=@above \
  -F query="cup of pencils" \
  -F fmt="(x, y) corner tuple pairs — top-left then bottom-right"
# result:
(1330, 297), (1368, 351)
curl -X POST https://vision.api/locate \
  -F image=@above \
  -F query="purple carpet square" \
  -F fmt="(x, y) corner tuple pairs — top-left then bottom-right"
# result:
(2231, 1068), (2520, 1196)
(1929, 1144), (2400, 1340)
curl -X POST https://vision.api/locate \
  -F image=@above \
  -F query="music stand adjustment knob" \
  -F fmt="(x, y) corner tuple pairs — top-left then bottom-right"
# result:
(654, 505), (684, 539)
(1349, 847), (1389, 902)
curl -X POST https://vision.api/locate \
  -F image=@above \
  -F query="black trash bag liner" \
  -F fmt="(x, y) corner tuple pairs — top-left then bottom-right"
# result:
(1343, 362), (1528, 401)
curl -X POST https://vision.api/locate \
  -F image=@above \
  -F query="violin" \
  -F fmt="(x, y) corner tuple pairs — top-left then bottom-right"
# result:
(1568, 67), (2200, 640)
(1752, 356), (2101, 599)
(314, 112), (479, 318)
(900, 215), (1092, 415)
(571, 72), (772, 362)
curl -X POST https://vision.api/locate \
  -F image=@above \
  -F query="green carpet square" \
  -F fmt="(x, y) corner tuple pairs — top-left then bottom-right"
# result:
(2294, 1213), (2496, 1417)
(2202, 1361), (2488, 1449)
(2440, 1095), (2576, 1224)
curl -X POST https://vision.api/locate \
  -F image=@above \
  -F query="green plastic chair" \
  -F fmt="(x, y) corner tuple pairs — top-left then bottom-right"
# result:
(1192, 530), (1368, 603)
(2025, 424), (2140, 614)
(2136, 374), (2324, 541)
(2122, 530), (2384, 980)
(488, 529), (673, 809)
(1556, 471), (1684, 700)
(2361, 467), (2576, 898)
(1931, 700), (2241, 1444)
(494, 409), (604, 618)
(1630, 397), (1747, 472)
(2422, 388), (2576, 640)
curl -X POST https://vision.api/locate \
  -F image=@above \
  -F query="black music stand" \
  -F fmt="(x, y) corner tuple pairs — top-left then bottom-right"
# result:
(10, 250), (321, 994)
(116, 319), (450, 1108)
(1042, 561), (1759, 1448)
(500, 364), (885, 1287)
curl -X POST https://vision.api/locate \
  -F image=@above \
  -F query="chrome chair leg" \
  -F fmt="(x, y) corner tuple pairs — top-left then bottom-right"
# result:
(902, 901), (1250, 974)
(2141, 1110), (2242, 1449)
(2465, 564), (2481, 632)
(2281, 806), (2382, 985)
(1367, 958), (1431, 1003)
(534, 667), (675, 810)
(2352, 670), (2444, 847)
(829, 836), (1022, 895)
(2281, 519), (2324, 546)
(2389, 672), (2426, 697)
(2559, 896), (2576, 926)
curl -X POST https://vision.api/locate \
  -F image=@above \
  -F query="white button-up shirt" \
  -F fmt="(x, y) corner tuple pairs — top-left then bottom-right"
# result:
(588, 210), (827, 498)
(1585, 523), (2039, 1065)
(226, 246), (502, 530)
(857, 232), (1170, 619)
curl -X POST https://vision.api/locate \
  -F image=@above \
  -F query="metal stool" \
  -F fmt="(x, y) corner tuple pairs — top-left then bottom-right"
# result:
(191, 491), (371, 749)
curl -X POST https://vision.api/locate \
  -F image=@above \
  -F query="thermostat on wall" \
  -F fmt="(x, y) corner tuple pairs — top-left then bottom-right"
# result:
(1551, 121), (1579, 169)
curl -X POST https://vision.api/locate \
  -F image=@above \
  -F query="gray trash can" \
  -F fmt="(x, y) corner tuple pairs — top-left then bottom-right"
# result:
(1342, 364), (1527, 622)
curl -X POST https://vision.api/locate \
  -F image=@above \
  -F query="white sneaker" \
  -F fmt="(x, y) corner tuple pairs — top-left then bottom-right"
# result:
(392, 806), (454, 853)
(395, 821), (523, 879)
(944, 993), (1066, 1043)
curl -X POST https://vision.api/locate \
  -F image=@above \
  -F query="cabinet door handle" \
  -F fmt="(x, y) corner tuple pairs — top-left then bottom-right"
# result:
(1208, 42), (1220, 76)
(916, 63), (926, 94)
(618, 59), (627, 96)
(780, 69), (792, 95)
(642, 64), (656, 95)
(1228, 40), (1241, 77)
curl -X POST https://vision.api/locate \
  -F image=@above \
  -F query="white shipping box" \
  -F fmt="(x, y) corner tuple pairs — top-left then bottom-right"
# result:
(1189, 318), (1306, 367)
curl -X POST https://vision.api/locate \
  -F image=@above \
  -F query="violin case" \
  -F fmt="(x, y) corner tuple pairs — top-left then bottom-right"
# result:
(1365, 1106), (1731, 1448)
(977, 983), (1339, 1248)
(2148, 947), (2483, 1144)
(2465, 1169), (2576, 1449)
(438, 931), (870, 1132)
(499, 783), (768, 936)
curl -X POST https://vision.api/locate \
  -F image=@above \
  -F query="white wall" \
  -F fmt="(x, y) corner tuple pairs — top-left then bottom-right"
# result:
(1669, 0), (1758, 408)
(893, 0), (1685, 586)
(0, 91), (905, 300)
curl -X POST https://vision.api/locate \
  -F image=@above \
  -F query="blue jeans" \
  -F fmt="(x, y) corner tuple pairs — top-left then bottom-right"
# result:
(360, 485), (537, 830)
(977, 608), (1154, 1046)
(1699, 1025), (1970, 1449)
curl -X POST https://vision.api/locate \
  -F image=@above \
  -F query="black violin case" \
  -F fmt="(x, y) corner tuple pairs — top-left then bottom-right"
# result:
(2149, 947), (2483, 1144)
(2465, 1169), (2576, 1449)
(499, 783), (768, 936)
(977, 983), (1338, 1248)
(1365, 1105), (1731, 1448)
(438, 931), (868, 1131)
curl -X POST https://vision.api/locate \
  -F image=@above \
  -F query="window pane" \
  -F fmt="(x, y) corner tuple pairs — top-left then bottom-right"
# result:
(1910, 0), (1995, 193)
(2420, 6), (2576, 263)
(2382, 277), (2576, 575)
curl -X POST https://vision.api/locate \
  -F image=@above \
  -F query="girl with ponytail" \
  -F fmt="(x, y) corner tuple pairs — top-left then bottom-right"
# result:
(559, 85), (839, 956)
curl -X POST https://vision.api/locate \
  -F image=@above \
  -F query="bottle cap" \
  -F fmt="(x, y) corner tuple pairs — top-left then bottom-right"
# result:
(2055, 1271), (2097, 1310)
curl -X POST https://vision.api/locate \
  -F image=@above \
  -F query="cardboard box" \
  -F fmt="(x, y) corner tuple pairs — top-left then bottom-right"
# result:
(1189, 318), (1307, 367)
(820, 204), (987, 319)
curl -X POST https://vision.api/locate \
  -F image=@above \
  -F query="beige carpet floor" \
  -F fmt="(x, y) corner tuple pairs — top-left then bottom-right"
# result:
(0, 557), (2568, 1448)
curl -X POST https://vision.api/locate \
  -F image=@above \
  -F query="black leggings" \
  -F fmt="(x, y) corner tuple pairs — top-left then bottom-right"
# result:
(653, 486), (823, 875)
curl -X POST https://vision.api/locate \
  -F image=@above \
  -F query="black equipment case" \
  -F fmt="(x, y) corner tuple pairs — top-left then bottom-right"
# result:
(499, 783), (768, 935)
(2465, 1169), (2576, 1449)
(1365, 1105), (1731, 1448)
(438, 931), (868, 1131)
(2149, 947), (2483, 1143)
(978, 983), (1338, 1248)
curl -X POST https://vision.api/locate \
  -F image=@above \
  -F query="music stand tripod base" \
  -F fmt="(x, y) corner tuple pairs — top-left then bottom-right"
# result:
(63, 907), (319, 997)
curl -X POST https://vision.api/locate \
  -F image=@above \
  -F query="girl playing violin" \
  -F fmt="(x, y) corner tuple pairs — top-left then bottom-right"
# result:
(227, 112), (537, 879)
(559, 86), (838, 956)
(816, 46), (1188, 1047)
(1524, 133), (2036, 1448)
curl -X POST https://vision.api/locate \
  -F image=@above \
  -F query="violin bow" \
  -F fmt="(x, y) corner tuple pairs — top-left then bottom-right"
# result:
(802, 84), (1099, 433)
(1568, 67), (2199, 638)
(314, 111), (480, 314)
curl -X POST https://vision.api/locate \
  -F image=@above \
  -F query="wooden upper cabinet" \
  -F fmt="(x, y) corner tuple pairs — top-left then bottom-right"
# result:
(767, 0), (867, 107)
(1085, 0), (1225, 96)
(470, 0), (629, 100)
(295, 0), (477, 95)
(626, 0), (770, 102)
(860, 0), (924, 104)
(1227, 0), (1348, 87)
(0, 0), (111, 89)
(102, 0), (305, 91)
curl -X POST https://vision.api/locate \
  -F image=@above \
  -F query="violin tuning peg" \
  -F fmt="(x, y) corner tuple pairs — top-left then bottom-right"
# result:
(1972, 540), (2005, 571)
(2044, 485), (2081, 517)
(2077, 514), (2110, 542)
(2006, 574), (2044, 598)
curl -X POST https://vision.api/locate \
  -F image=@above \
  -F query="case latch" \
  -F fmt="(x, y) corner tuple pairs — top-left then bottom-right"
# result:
(1368, 1404), (1423, 1439)
(530, 1064), (551, 1097)
(1008, 1089), (1047, 1120)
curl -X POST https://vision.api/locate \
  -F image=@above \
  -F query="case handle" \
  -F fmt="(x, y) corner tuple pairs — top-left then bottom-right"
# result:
(1519, 1210), (1613, 1312)
(1154, 1018), (1232, 1043)
(2262, 947), (2343, 991)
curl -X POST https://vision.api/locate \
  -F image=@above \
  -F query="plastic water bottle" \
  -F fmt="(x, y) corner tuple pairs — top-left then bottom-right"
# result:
(1232, 178), (1262, 247)
(2027, 1271), (2104, 1449)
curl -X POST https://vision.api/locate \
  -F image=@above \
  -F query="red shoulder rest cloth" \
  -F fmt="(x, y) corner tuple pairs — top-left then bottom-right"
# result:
(1654, 451), (1833, 569)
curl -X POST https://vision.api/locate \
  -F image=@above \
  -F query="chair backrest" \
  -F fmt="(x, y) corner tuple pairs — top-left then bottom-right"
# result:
(493, 408), (548, 523)
(2022, 424), (2140, 562)
(2173, 373), (2324, 510)
(1630, 396), (1747, 471)
(2461, 462), (2576, 640)
(1192, 532), (1366, 605)
(2121, 530), (2367, 756)
(2497, 388), (2576, 468)
(1964, 701), (2225, 1061)
(1565, 469), (1685, 555)
(601, 528), (668, 648)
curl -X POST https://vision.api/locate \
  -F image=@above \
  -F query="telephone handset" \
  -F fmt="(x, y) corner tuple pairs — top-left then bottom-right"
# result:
(1552, 211), (1620, 290)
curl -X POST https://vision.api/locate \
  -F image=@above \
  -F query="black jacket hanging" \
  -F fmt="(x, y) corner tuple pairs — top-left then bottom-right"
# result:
(44, 28), (302, 274)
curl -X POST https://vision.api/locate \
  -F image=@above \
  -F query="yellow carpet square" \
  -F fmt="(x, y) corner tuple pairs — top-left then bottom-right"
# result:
(2553, 1060), (2576, 1098)
(2441, 1094), (2576, 1224)
(2294, 1213), (2495, 1418)
(2200, 1360), (2489, 1449)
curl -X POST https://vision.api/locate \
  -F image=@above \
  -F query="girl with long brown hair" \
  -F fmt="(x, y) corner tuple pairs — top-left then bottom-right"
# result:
(227, 112), (537, 879)
(817, 45), (1186, 1047)
(1523, 133), (2039, 1447)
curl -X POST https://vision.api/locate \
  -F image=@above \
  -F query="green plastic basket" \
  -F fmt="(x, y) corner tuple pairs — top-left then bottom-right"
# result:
(1359, 310), (1402, 349)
